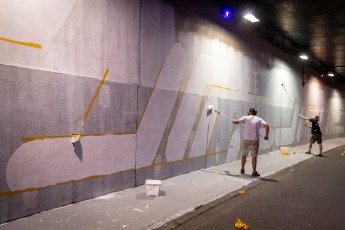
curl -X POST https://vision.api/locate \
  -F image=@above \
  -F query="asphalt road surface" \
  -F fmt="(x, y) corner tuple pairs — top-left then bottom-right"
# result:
(169, 146), (345, 230)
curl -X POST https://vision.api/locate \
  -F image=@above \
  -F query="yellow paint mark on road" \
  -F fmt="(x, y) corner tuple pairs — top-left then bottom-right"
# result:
(0, 36), (42, 49)
(235, 218), (249, 230)
(82, 69), (109, 125)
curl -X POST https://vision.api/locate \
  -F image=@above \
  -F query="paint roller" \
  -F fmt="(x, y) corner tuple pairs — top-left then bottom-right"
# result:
(207, 105), (244, 127)
(207, 105), (214, 116)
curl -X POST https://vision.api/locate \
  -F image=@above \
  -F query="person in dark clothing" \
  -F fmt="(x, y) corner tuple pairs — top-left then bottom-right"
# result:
(298, 114), (323, 156)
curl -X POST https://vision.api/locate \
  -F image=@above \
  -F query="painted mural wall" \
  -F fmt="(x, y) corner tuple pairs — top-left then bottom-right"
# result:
(0, 0), (344, 223)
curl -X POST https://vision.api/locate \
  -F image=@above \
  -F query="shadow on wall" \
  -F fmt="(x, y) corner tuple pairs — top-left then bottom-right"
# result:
(73, 141), (83, 161)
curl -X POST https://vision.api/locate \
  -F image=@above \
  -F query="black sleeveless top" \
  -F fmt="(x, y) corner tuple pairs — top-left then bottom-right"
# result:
(309, 118), (321, 134)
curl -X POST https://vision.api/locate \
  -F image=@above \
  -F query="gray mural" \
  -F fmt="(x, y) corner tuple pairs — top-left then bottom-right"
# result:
(0, 0), (344, 223)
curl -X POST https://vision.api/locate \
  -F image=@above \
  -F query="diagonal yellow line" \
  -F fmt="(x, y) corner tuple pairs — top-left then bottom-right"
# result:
(210, 84), (239, 92)
(82, 69), (109, 125)
(0, 36), (42, 49)
(137, 65), (163, 128)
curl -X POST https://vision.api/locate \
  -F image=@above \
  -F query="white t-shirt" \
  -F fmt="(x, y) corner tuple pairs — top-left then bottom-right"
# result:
(238, 115), (267, 141)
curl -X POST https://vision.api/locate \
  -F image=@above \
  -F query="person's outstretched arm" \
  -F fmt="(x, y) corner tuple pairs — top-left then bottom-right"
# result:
(298, 114), (309, 120)
(304, 123), (311, 128)
(232, 119), (240, 124)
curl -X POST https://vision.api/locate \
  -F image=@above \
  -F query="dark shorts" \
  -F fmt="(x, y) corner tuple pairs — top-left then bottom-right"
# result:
(310, 133), (322, 144)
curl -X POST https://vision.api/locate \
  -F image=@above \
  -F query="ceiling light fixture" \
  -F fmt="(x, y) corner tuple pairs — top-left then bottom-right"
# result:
(327, 72), (334, 77)
(243, 13), (260, 23)
(221, 8), (232, 19)
(299, 54), (308, 60)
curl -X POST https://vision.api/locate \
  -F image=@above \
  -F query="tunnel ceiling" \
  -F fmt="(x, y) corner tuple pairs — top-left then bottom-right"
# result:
(208, 0), (345, 85)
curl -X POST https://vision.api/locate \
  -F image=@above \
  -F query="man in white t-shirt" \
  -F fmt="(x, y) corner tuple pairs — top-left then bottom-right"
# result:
(232, 108), (269, 177)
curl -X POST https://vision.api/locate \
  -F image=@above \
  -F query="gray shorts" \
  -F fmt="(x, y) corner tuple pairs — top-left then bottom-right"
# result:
(241, 140), (259, 157)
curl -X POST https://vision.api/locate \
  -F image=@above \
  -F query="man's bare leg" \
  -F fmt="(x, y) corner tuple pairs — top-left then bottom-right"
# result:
(241, 156), (246, 171)
(252, 156), (257, 173)
(308, 142), (312, 152)
(318, 143), (323, 156)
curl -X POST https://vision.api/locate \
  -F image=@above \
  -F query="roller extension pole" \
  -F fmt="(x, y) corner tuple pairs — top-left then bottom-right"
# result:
(214, 109), (232, 120)
(215, 109), (265, 138)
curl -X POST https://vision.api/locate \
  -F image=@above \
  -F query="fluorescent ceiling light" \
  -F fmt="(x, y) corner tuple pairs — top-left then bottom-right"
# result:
(328, 72), (334, 77)
(243, 13), (260, 23)
(299, 54), (308, 60)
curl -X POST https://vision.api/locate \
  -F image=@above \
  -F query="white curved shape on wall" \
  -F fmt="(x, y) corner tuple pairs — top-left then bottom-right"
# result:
(0, 0), (78, 68)
(6, 135), (136, 191)
(165, 94), (201, 161)
(136, 43), (187, 168)
(0, 0), (140, 84)
(0, 0), (77, 41)
(83, 0), (119, 60)
(187, 98), (218, 159)
(165, 46), (232, 161)
(167, 35), (248, 161)
(166, 53), (214, 160)
(43, 0), (132, 81)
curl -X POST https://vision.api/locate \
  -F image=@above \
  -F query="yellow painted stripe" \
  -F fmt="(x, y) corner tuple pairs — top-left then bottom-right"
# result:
(152, 155), (204, 167)
(22, 134), (72, 143)
(0, 168), (135, 198)
(0, 36), (42, 49)
(247, 92), (271, 98)
(152, 150), (228, 167)
(0, 149), (229, 197)
(205, 150), (227, 156)
(137, 65), (163, 127)
(21, 131), (134, 143)
(82, 69), (109, 125)
(211, 84), (239, 92)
